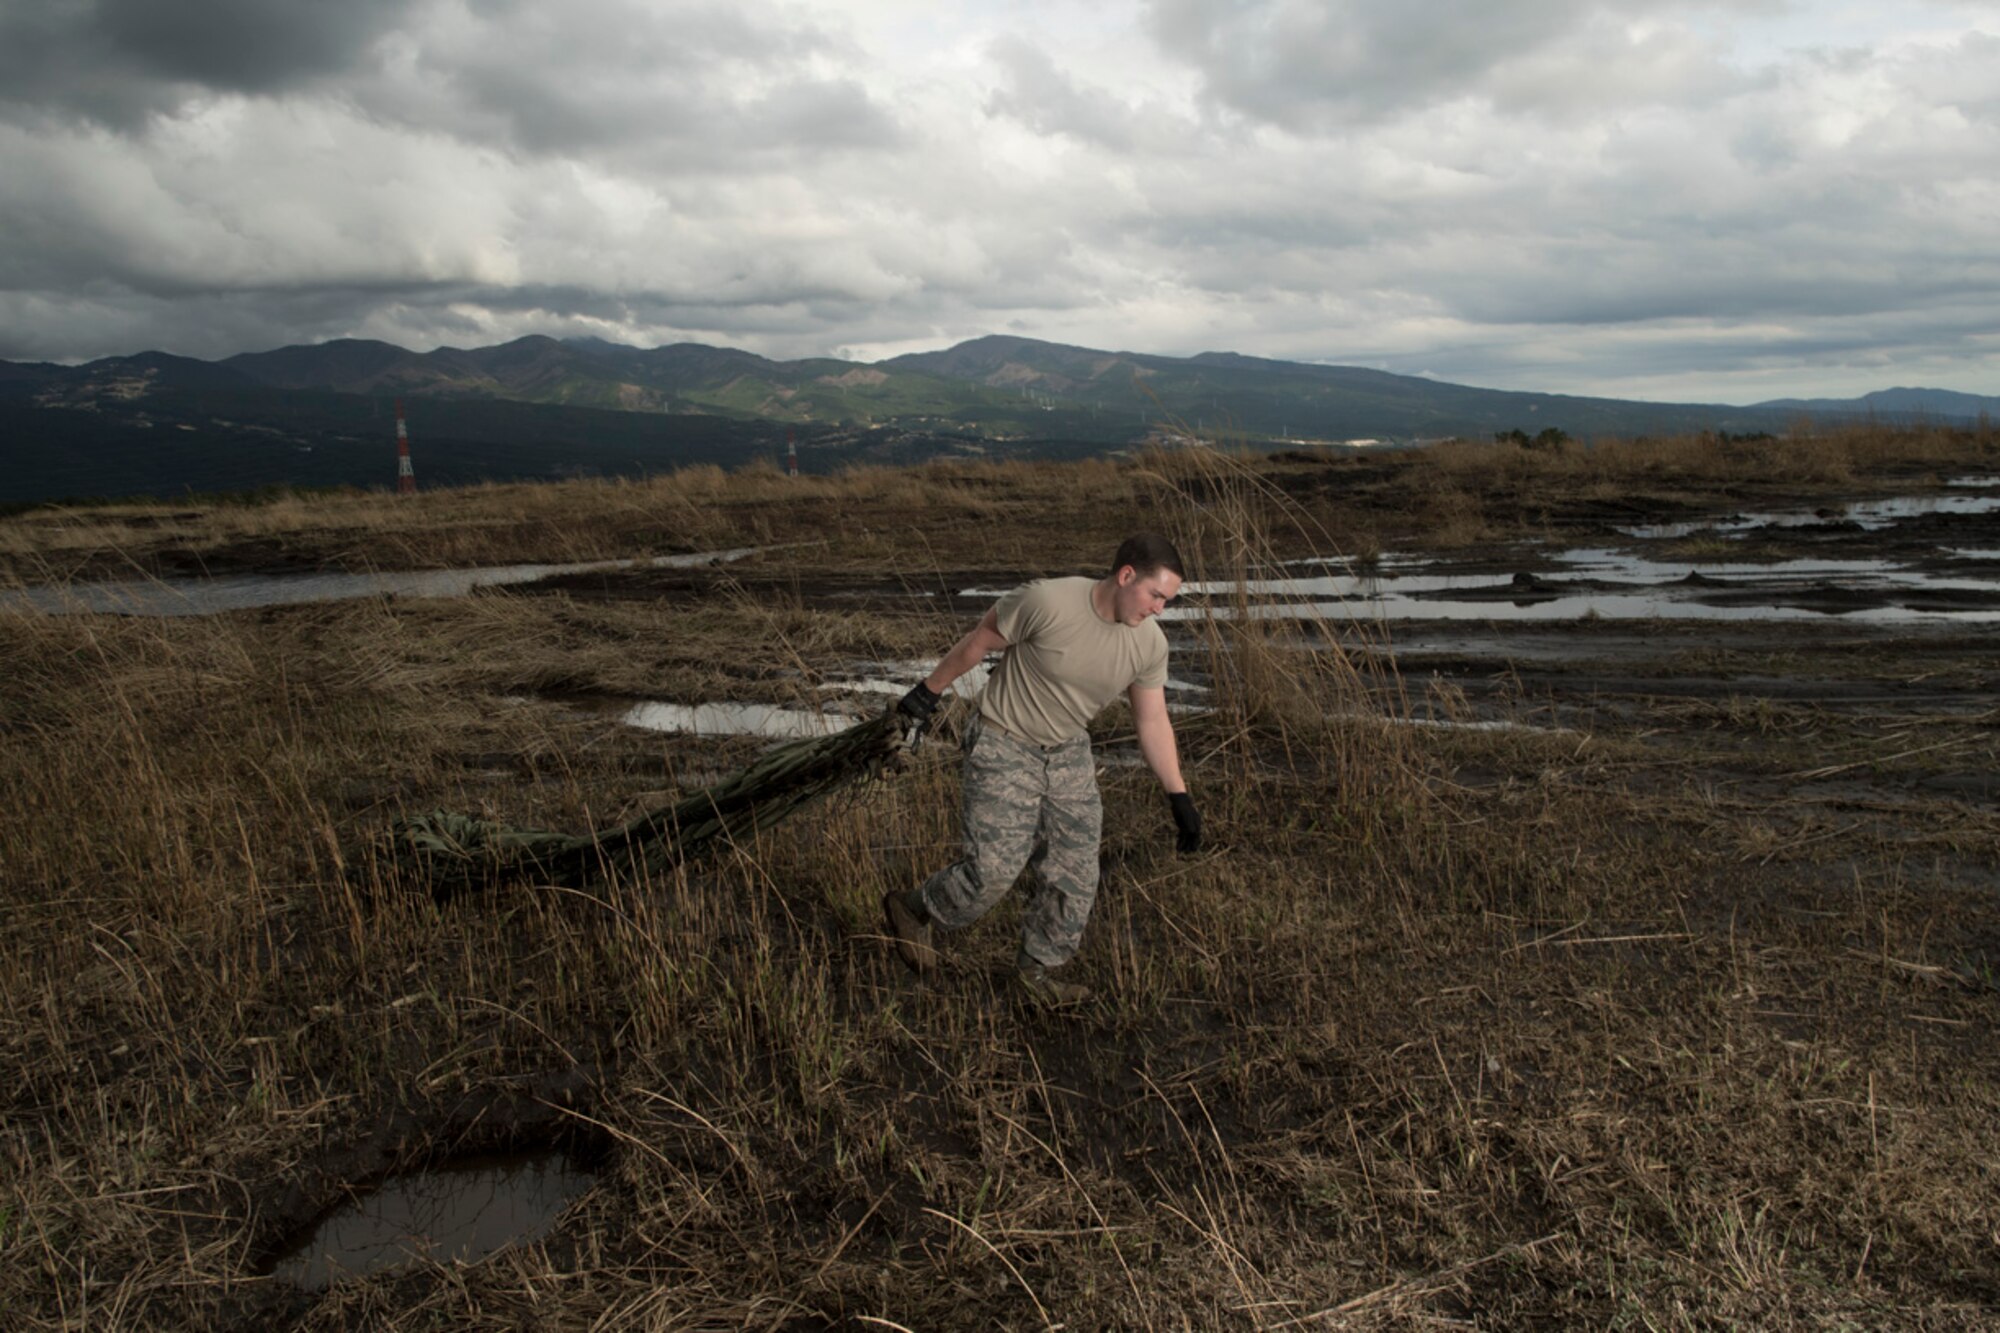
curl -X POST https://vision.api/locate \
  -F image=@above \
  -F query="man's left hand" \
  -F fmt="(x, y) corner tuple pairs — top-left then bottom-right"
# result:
(895, 682), (942, 745)
(1168, 791), (1202, 854)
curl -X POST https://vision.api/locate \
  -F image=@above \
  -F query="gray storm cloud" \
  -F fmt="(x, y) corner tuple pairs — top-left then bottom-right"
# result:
(1140, 0), (1763, 125)
(0, 0), (420, 126)
(0, 0), (1994, 402)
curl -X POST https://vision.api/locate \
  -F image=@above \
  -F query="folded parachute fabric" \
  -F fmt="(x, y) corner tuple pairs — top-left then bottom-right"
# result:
(387, 709), (908, 900)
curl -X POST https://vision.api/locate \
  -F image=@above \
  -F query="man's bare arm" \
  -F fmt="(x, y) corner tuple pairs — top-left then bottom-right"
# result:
(1128, 683), (1185, 794)
(925, 608), (1010, 694)
(1132, 682), (1201, 851)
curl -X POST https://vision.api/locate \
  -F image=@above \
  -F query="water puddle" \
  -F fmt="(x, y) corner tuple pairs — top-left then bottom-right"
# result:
(265, 1150), (595, 1290)
(955, 539), (2000, 621)
(620, 700), (863, 739)
(1278, 551), (1431, 574)
(1616, 493), (2000, 540)
(1388, 715), (1572, 735)
(616, 662), (982, 739)
(15, 482), (1995, 630)
(1846, 494), (2000, 526)
(821, 660), (1206, 699)
(3, 548), (758, 617)
(1549, 549), (2000, 594)
(823, 661), (993, 698)
(1150, 547), (2000, 624)
(1167, 591), (1999, 625)
(613, 663), (1211, 741)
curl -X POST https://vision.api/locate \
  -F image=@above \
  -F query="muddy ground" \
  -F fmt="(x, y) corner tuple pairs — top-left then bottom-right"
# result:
(4, 441), (1998, 1328)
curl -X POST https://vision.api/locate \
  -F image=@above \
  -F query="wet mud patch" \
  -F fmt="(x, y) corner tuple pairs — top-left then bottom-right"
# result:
(263, 1147), (600, 1291)
(240, 1067), (610, 1309)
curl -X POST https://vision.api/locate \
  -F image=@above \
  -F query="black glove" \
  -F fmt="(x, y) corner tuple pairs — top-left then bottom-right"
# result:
(895, 682), (941, 742)
(1168, 791), (1202, 854)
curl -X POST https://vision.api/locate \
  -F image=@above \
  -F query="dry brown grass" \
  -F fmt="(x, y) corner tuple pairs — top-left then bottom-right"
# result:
(5, 421), (1995, 586)
(0, 453), (1170, 588)
(1290, 419), (2000, 554)
(1421, 418), (1999, 493)
(2, 442), (1997, 1328)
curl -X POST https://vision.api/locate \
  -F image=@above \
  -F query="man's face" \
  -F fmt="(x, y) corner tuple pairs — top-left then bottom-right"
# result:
(1112, 565), (1182, 625)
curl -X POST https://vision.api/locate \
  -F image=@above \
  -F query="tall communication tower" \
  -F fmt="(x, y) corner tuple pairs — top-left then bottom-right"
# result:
(395, 399), (417, 495)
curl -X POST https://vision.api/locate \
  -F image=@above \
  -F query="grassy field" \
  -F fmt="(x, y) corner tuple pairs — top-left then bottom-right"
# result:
(3, 418), (1991, 582)
(2, 429), (1998, 1329)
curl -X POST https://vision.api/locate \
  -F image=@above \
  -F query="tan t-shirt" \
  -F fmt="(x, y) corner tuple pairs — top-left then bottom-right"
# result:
(980, 576), (1169, 748)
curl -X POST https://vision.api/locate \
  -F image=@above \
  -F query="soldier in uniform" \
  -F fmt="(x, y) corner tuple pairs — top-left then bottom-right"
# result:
(883, 533), (1203, 1004)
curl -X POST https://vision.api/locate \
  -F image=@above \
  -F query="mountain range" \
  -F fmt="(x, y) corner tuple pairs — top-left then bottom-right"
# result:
(3, 334), (1993, 504)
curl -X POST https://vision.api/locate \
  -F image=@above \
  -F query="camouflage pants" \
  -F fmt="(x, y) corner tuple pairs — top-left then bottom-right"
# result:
(916, 716), (1103, 968)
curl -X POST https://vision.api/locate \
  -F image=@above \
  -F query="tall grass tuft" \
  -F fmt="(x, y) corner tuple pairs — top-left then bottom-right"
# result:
(1129, 442), (1431, 910)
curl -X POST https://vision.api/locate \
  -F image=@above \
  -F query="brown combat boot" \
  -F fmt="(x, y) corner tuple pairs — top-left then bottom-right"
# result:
(882, 889), (937, 975)
(1015, 960), (1091, 1006)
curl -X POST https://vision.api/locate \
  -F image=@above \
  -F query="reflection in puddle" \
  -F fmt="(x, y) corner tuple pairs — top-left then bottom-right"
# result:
(1149, 545), (2000, 624)
(621, 701), (858, 738)
(1390, 715), (1570, 735)
(5, 547), (758, 617)
(267, 1151), (595, 1290)
(821, 661), (1206, 699)
(1183, 552), (1928, 592)
(1278, 551), (1430, 574)
(1617, 494), (2000, 540)
(1162, 592), (2000, 625)
(1551, 551), (1881, 578)
(824, 661), (992, 698)
(619, 667), (1213, 740)
(1852, 495), (2000, 522)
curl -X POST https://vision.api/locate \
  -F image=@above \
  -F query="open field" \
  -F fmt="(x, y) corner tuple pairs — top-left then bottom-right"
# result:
(4, 419), (1995, 583)
(2, 428), (1998, 1329)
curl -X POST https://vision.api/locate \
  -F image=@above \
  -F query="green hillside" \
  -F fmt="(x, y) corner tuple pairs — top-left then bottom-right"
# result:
(194, 333), (1801, 441)
(1, 331), (1879, 502)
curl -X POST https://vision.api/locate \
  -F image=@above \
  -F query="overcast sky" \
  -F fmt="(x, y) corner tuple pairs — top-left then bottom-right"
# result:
(2, 0), (1995, 402)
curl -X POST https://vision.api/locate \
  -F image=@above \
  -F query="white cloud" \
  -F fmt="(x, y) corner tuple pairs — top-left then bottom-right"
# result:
(0, 0), (1996, 402)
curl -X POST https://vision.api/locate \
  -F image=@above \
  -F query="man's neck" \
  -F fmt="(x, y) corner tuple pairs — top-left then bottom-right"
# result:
(1089, 576), (1119, 623)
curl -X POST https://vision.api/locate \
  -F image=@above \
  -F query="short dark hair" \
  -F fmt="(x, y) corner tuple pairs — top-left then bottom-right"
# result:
(1111, 533), (1184, 580)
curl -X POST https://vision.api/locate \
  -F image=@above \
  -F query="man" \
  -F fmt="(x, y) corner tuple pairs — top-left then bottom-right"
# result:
(883, 533), (1203, 1005)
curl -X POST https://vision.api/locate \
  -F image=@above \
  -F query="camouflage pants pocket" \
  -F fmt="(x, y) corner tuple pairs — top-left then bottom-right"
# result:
(918, 719), (1102, 966)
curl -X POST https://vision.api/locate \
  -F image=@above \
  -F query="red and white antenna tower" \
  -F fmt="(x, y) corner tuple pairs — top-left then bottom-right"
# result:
(786, 427), (798, 478)
(395, 398), (417, 495)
